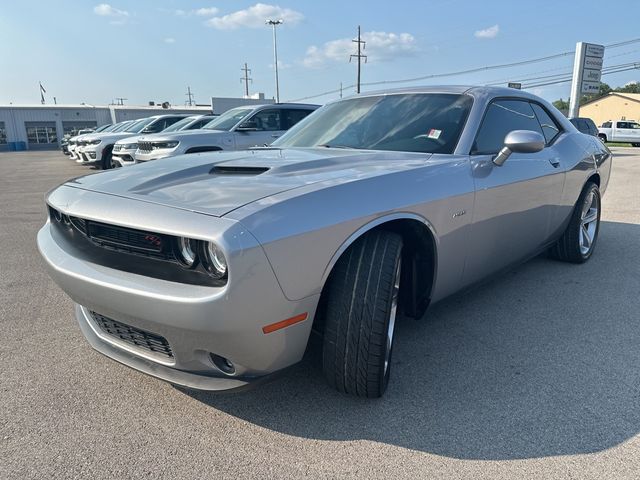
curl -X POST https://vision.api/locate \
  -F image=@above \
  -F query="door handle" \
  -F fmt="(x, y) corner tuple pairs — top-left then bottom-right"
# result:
(271, 134), (280, 138)
(549, 157), (560, 168)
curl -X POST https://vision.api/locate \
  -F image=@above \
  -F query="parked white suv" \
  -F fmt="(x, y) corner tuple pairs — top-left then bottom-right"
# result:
(78, 115), (189, 169)
(598, 120), (640, 146)
(112, 115), (215, 167)
(133, 104), (318, 163)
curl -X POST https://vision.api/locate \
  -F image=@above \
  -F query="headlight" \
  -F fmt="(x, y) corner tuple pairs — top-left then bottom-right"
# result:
(175, 237), (197, 268)
(152, 141), (179, 149)
(201, 241), (227, 279)
(124, 143), (138, 150)
(87, 139), (101, 145)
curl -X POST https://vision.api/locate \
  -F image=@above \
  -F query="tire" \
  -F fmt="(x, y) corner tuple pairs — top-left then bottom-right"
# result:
(598, 134), (607, 143)
(322, 230), (403, 398)
(101, 145), (114, 170)
(550, 182), (601, 263)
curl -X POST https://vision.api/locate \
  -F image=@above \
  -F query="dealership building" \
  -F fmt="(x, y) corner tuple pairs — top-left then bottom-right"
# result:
(579, 92), (640, 127)
(0, 95), (273, 151)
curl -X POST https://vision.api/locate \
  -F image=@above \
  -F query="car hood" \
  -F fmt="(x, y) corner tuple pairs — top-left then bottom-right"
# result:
(136, 129), (227, 142)
(83, 132), (139, 142)
(64, 148), (433, 217)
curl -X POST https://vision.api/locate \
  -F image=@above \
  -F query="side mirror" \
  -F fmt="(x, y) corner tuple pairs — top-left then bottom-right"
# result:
(236, 120), (259, 132)
(493, 130), (545, 166)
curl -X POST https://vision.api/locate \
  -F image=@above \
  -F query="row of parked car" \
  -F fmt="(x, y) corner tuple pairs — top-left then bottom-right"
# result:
(63, 103), (319, 169)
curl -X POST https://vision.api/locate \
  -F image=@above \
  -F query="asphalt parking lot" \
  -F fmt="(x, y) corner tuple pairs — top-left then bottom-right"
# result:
(1, 149), (639, 479)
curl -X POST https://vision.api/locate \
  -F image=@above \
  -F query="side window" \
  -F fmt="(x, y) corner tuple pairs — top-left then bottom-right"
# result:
(530, 103), (561, 144)
(249, 109), (283, 131)
(283, 109), (314, 129)
(617, 121), (628, 129)
(162, 117), (184, 130)
(602, 121), (612, 128)
(473, 99), (543, 154)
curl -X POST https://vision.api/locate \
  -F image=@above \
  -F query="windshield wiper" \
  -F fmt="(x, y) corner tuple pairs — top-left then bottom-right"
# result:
(318, 144), (355, 149)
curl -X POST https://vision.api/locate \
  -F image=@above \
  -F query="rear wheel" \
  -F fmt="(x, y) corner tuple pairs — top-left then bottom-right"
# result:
(321, 230), (403, 398)
(550, 182), (601, 263)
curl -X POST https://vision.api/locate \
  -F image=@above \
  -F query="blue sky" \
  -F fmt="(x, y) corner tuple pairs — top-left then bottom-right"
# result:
(1, 0), (639, 106)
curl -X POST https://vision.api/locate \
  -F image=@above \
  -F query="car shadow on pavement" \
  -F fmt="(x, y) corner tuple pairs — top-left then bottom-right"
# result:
(182, 221), (640, 460)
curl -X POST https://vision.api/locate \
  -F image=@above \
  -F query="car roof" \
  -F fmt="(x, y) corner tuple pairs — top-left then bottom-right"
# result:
(337, 85), (551, 102)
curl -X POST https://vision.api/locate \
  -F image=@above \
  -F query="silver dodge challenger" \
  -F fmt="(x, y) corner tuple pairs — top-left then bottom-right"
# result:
(38, 86), (611, 398)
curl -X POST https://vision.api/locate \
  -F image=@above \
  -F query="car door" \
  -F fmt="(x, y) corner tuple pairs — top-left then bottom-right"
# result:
(463, 99), (565, 286)
(234, 108), (285, 149)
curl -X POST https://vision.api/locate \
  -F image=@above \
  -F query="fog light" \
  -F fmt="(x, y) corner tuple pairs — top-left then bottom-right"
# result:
(89, 151), (96, 159)
(210, 353), (235, 375)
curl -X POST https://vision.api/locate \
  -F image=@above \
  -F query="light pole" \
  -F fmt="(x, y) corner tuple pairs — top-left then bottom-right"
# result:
(266, 19), (283, 103)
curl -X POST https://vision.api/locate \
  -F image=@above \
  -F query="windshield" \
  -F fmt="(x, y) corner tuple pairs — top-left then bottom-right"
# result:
(161, 116), (199, 132)
(126, 117), (156, 133)
(273, 93), (473, 154)
(94, 124), (112, 133)
(203, 107), (254, 131)
(111, 121), (135, 132)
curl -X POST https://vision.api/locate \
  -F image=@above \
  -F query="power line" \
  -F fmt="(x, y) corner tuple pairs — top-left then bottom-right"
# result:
(287, 36), (640, 102)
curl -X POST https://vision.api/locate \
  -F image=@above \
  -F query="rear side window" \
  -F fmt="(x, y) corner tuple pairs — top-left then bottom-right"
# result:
(530, 103), (561, 144)
(282, 109), (314, 129)
(617, 121), (629, 129)
(473, 100), (543, 154)
(585, 119), (598, 135)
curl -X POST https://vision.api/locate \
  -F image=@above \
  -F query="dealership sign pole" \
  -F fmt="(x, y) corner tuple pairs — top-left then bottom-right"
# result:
(568, 42), (604, 118)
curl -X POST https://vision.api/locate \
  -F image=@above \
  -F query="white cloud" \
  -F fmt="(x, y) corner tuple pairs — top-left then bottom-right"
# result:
(93, 4), (129, 24)
(303, 31), (417, 69)
(164, 37), (176, 44)
(474, 24), (499, 39)
(174, 6), (219, 16)
(206, 3), (304, 29)
(268, 60), (291, 70)
(195, 7), (219, 16)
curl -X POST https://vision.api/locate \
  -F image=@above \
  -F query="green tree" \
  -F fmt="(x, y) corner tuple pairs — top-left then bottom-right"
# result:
(616, 82), (640, 93)
(553, 98), (570, 111)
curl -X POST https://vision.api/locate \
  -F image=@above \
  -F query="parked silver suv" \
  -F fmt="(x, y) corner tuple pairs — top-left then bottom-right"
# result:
(133, 104), (318, 163)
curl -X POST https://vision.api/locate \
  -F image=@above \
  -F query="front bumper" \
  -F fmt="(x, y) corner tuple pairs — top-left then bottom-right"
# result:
(112, 149), (136, 166)
(134, 146), (181, 162)
(37, 192), (318, 390)
(77, 145), (101, 164)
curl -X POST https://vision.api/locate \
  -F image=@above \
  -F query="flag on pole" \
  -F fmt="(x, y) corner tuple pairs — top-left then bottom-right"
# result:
(39, 82), (46, 104)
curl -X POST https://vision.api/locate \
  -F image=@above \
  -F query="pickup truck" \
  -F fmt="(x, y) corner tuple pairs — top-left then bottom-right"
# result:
(598, 120), (640, 146)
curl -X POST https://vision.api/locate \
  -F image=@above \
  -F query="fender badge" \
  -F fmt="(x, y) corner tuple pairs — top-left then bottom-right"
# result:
(452, 210), (466, 218)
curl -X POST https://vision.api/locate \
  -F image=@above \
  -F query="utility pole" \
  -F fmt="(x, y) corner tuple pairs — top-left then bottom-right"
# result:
(240, 63), (253, 98)
(114, 97), (127, 106)
(185, 86), (194, 106)
(350, 26), (367, 94)
(266, 19), (283, 103)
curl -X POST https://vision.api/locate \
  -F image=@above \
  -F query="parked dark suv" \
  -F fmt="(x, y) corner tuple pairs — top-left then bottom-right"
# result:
(569, 117), (599, 137)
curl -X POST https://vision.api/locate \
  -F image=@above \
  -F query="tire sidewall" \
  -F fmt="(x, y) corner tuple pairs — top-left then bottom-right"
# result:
(377, 245), (403, 396)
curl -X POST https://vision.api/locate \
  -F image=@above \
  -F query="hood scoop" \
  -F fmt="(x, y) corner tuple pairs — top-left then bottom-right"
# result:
(210, 165), (270, 175)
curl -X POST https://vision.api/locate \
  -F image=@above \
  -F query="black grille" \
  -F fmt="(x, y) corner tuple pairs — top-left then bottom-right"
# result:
(138, 141), (153, 152)
(91, 311), (174, 359)
(78, 219), (170, 259)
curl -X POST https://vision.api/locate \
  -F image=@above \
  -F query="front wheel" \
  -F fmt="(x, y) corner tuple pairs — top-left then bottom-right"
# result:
(321, 230), (403, 398)
(550, 182), (601, 263)
(101, 146), (114, 170)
